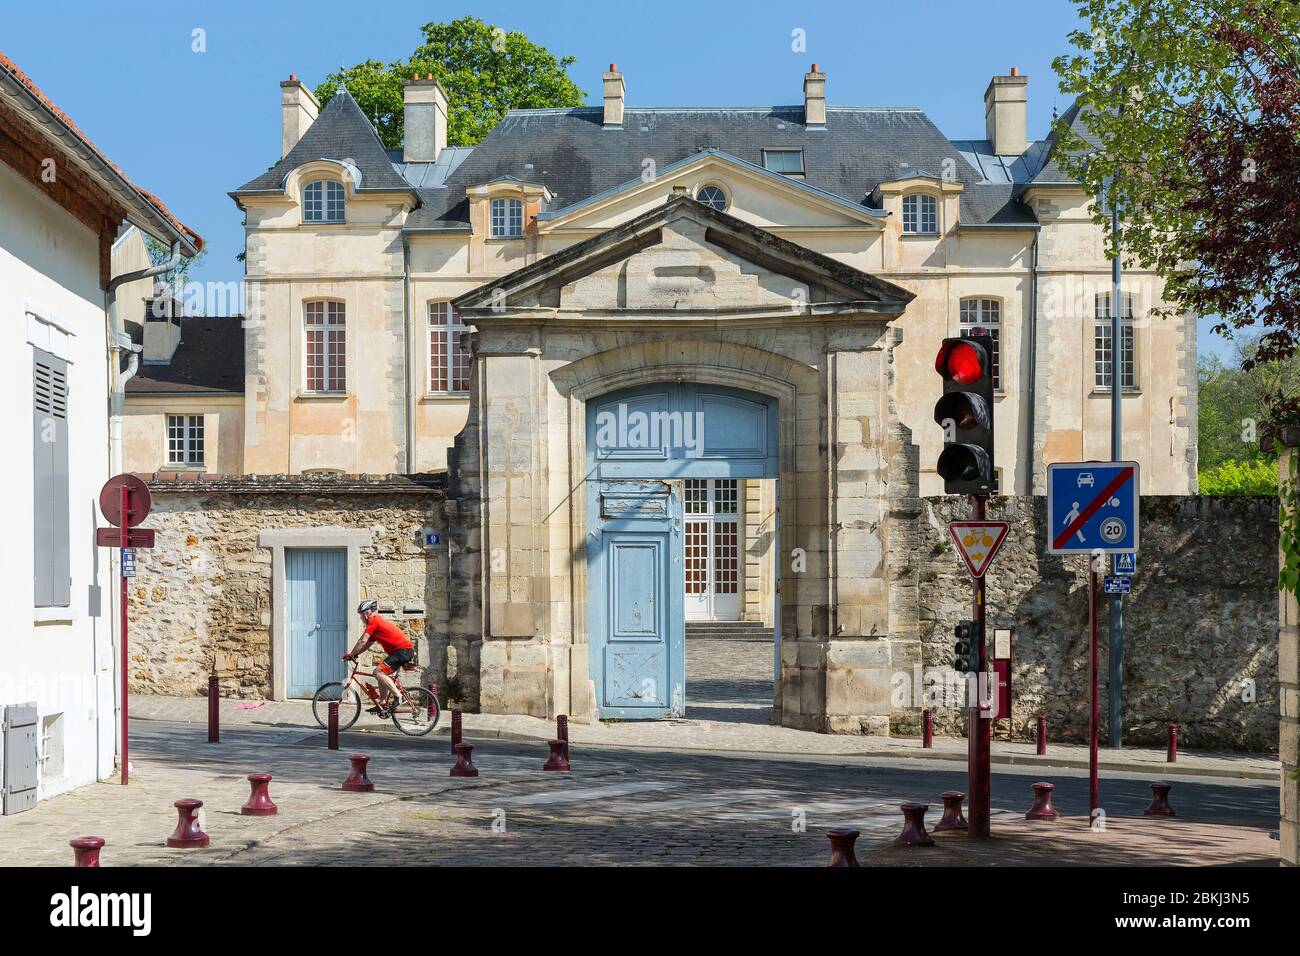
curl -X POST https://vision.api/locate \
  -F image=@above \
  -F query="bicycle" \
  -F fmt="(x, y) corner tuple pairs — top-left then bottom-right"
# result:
(311, 656), (440, 737)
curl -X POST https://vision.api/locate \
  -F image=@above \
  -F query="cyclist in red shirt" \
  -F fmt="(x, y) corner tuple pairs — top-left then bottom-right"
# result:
(343, 600), (415, 716)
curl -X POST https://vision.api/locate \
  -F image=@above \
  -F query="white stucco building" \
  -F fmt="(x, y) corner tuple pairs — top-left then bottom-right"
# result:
(0, 51), (201, 807)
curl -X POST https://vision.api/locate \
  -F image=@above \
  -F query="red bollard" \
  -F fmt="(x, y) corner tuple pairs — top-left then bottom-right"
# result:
(1167, 722), (1178, 763)
(241, 772), (277, 816)
(165, 798), (210, 848)
(327, 701), (339, 750)
(342, 754), (374, 792)
(450, 708), (463, 754)
(207, 674), (219, 743)
(1144, 781), (1176, 817)
(543, 739), (570, 771)
(922, 709), (933, 749)
(934, 791), (967, 832)
(893, 803), (935, 847)
(1025, 782), (1060, 821)
(450, 742), (479, 777)
(70, 836), (105, 867)
(1036, 714), (1047, 755)
(557, 714), (570, 760)
(426, 684), (437, 721)
(826, 828), (860, 867)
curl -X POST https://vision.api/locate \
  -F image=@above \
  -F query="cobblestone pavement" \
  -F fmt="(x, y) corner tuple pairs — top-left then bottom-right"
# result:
(684, 637), (774, 725)
(0, 720), (1279, 867)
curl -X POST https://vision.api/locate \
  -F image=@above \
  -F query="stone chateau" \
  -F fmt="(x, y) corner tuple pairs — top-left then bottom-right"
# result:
(121, 64), (1201, 733)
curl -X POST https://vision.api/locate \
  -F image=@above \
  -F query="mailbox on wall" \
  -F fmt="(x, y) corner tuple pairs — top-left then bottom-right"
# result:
(992, 627), (1013, 720)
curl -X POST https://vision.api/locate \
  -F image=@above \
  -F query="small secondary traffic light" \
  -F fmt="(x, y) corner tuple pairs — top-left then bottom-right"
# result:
(953, 620), (979, 673)
(934, 334), (996, 494)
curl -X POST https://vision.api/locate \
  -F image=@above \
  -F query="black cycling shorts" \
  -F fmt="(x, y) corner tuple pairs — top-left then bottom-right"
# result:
(380, 647), (415, 674)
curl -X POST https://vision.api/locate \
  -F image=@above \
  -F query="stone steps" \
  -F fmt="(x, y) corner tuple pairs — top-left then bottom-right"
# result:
(685, 621), (773, 641)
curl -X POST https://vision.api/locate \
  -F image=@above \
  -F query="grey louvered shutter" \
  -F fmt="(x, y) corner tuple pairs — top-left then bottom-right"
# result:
(32, 349), (70, 607)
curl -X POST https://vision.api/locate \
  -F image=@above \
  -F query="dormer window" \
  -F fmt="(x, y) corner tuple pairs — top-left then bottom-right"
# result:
(902, 194), (937, 235)
(762, 148), (804, 176)
(303, 180), (345, 223)
(490, 198), (524, 238)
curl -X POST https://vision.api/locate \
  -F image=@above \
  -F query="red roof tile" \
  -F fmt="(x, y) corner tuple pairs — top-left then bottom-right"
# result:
(0, 50), (203, 251)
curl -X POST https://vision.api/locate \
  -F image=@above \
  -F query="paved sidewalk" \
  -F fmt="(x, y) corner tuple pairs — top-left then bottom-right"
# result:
(130, 694), (1281, 780)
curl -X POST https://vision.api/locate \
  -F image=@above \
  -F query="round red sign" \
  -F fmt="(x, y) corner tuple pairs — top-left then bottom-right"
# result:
(99, 474), (152, 528)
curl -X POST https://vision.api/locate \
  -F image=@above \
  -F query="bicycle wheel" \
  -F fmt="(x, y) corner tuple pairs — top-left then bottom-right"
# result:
(390, 685), (439, 736)
(311, 683), (362, 731)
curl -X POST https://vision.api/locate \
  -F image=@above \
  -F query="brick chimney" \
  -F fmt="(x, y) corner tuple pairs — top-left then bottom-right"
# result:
(404, 73), (449, 163)
(804, 64), (826, 128)
(280, 74), (319, 158)
(984, 68), (1029, 155)
(603, 64), (625, 128)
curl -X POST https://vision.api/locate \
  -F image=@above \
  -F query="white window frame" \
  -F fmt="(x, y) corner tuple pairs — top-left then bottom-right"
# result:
(761, 148), (805, 176)
(304, 300), (347, 393)
(166, 414), (205, 467)
(1094, 293), (1138, 391)
(428, 301), (469, 394)
(959, 298), (1002, 392)
(303, 180), (346, 224)
(490, 198), (524, 238)
(902, 193), (938, 235)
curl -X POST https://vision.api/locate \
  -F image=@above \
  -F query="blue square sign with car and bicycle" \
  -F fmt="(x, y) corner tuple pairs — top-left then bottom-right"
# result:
(1046, 461), (1140, 555)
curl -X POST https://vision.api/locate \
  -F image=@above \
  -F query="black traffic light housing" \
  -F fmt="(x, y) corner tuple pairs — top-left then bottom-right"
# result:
(953, 620), (979, 673)
(934, 334), (996, 494)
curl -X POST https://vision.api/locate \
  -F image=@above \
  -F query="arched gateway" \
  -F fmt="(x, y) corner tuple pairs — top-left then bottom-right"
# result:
(443, 195), (922, 734)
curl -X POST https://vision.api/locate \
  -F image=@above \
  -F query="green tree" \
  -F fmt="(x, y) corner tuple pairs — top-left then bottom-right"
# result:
(145, 235), (207, 298)
(1053, 1), (1300, 434)
(315, 16), (586, 150)
(1198, 332), (1300, 470)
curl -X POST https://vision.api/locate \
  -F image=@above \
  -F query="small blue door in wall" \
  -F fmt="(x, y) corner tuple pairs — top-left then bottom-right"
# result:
(286, 548), (348, 697)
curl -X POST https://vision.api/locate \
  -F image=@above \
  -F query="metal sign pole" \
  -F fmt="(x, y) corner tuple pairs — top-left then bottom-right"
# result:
(967, 494), (992, 838)
(1089, 560), (1099, 817)
(119, 483), (130, 786)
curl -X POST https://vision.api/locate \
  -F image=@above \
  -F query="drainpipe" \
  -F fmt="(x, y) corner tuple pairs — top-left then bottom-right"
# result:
(106, 240), (181, 474)
(1023, 230), (1040, 495)
(403, 234), (415, 473)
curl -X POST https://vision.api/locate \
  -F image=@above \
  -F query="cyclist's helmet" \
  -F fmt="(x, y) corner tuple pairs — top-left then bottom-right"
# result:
(357, 599), (379, 616)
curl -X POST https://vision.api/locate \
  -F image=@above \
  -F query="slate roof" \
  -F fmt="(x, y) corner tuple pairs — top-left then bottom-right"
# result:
(125, 315), (245, 394)
(1027, 100), (1097, 186)
(233, 89), (414, 195)
(405, 106), (1038, 229)
(235, 92), (1088, 230)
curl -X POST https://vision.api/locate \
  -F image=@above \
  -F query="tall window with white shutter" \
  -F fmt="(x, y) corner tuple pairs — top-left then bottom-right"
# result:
(32, 348), (70, 607)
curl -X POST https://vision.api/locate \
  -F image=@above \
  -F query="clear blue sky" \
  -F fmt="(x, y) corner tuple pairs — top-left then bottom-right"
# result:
(2, 0), (1227, 358)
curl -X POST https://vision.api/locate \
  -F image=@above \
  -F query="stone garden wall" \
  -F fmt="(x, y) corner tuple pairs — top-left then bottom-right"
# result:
(126, 474), (448, 700)
(896, 495), (1278, 751)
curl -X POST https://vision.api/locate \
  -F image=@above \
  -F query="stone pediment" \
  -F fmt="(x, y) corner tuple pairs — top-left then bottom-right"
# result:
(453, 195), (914, 321)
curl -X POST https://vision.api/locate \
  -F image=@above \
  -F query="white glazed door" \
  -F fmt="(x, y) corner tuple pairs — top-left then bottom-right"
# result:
(683, 479), (742, 621)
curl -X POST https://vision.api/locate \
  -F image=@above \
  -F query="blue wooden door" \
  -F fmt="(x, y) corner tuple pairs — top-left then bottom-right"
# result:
(286, 548), (348, 697)
(585, 384), (778, 719)
(589, 481), (684, 718)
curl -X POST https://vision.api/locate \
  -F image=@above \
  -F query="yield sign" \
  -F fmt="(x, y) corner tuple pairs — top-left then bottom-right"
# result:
(947, 521), (1010, 578)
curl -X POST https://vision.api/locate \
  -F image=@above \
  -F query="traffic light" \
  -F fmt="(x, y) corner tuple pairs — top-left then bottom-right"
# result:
(953, 620), (979, 673)
(934, 334), (996, 494)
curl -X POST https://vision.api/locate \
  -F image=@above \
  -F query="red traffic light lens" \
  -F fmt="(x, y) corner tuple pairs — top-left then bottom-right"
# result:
(936, 341), (984, 385)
